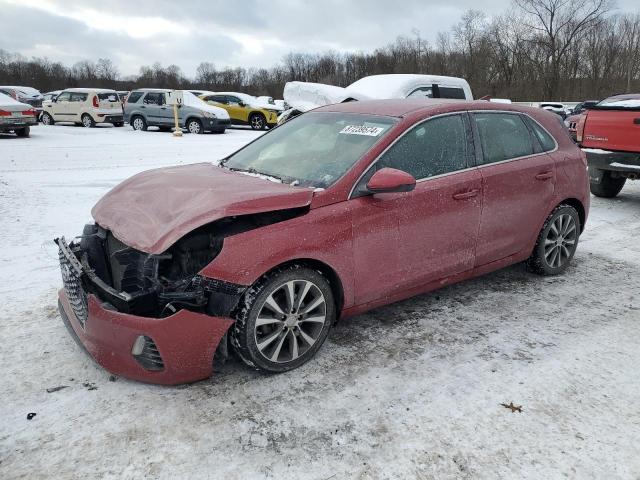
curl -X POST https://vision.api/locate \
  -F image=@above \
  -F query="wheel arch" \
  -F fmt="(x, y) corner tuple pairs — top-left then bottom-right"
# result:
(556, 197), (585, 233)
(253, 258), (345, 321)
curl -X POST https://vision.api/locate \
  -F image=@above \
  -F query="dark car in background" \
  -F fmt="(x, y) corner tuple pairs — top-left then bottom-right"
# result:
(0, 86), (44, 120)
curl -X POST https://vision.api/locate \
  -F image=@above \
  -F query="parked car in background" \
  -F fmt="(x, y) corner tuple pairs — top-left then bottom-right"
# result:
(0, 92), (38, 137)
(41, 88), (124, 127)
(570, 100), (599, 115)
(55, 99), (588, 384)
(577, 93), (640, 198)
(540, 102), (567, 119)
(200, 92), (279, 130)
(279, 74), (473, 124)
(125, 89), (230, 134)
(42, 90), (61, 102)
(0, 86), (44, 119)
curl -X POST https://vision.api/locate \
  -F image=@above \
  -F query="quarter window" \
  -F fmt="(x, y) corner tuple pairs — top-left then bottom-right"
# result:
(526, 118), (556, 152)
(439, 87), (466, 99)
(377, 114), (468, 180)
(408, 87), (434, 98)
(473, 113), (534, 164)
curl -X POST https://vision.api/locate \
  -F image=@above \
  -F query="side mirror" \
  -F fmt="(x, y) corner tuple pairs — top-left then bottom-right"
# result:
(366, 167), (416, 194)
(238, 101), (246, 107)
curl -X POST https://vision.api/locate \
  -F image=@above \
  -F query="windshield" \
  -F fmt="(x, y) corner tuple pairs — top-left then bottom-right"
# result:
(221, 112), (396, 188)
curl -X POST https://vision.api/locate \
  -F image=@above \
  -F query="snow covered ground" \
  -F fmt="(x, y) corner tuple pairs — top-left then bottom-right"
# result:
(1, 124), (639, 479)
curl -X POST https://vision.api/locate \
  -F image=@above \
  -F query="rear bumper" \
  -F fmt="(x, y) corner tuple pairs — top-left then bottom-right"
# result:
(96, 114), (124, 124)
(0, 117), (37, 130)
(584, 148), (640, 175)
(58, 289), (234, 385)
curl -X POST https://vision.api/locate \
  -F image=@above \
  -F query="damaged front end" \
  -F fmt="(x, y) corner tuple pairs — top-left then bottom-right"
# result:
(54, 223), (246, 384)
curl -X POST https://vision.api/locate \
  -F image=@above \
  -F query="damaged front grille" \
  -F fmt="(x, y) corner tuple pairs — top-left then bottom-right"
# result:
(58, 246), (88, 328)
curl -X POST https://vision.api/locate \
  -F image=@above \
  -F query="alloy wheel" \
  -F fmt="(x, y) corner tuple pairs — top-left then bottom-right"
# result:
(188, 120), (201, 134)
(251, 115), (264, 130)
(543, 213), (577, 268)
(42, 113), (52, 125)
(132, 117), (144, 130)
(82, 115), (92, 127)
(253, 279), (327, 364)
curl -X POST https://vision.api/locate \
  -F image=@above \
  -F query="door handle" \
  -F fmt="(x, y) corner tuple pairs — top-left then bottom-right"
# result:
(452, 189), (479, 200)
(535, 171), (554, 180)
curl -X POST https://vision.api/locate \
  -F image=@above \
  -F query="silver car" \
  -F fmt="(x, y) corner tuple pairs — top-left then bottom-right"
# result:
(0, 92), (38, 137)
(124, 89), (231, 134)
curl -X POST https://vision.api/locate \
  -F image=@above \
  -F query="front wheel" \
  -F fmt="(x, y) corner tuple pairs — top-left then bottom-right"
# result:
(186, 118), (203, 134)
(230, 266), (335, 372)
(590, 169), (626, 198)
(81, 114), (95, 128)
(527, 204), (580, 275)
(249, 113), (266, 130)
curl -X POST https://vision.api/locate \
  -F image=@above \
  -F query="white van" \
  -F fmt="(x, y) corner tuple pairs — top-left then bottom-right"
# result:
(41, 88), (124, 127)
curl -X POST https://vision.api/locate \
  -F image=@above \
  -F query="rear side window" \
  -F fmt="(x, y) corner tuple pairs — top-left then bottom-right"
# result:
(144, 93), (165, 105)
(127, 91), (144, 104)
(408, 87), (433, 98)
(473, 113), (534, 164)
(526, 118), (556, 152)
(377, 114), (468, 180)
(70, 92), (87, 102)
(439, 87), (466, 99)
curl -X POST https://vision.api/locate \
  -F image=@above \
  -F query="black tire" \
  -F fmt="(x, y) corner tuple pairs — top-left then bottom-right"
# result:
(212, 128), (226, 134)
(131, 115), (147, 131)
(81, 113), (95, 128)
(15, 126), (30, 138)
(186, 118), (203, 134)
(590, 169), (626, 198)
(113, 122), (124, 127)
(527, 204), (580, 276)
(249, 112), (267, 130)
(230, 266), (335, 373)
(41, 112), (54, 126)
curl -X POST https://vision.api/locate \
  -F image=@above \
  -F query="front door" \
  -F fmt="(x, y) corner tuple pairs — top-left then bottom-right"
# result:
(471, 112), (556, 266)
(51, 91), (72, 121)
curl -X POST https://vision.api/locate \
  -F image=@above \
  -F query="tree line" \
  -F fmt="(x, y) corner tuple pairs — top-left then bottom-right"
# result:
(1, 0), (638, 101)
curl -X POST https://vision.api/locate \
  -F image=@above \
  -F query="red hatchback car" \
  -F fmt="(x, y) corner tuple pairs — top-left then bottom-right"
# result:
(56, 99), (589, 384)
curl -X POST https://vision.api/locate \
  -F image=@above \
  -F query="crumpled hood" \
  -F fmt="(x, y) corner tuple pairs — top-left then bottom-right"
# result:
(92, 163), (314, 254)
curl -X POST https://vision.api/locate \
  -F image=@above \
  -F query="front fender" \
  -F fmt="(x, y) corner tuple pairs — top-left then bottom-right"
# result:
(199, 202), (356, 308)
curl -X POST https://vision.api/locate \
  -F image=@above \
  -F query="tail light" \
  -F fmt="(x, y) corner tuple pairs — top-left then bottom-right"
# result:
(22, 109), (37, 117)
(0, 109), (11, 116)
(92, 95), (99, 108)
(576, 114), (587, 143)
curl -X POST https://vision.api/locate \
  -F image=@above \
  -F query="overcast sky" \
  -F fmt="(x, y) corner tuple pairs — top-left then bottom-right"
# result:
(1, 0), (638, 77)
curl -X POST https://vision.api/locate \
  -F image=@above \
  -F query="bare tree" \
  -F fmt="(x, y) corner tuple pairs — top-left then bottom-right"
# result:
(514, 0), (613, 98)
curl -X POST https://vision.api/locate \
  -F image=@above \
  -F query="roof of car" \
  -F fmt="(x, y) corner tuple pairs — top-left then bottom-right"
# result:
(315, 98), (531, 117)
(63, 88), (117, 93)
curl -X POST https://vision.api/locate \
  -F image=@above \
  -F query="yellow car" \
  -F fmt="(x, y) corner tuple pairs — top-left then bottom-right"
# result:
(199, 92), (279, 130)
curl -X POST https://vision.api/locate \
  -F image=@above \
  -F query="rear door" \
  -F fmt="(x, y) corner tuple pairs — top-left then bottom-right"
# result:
(69, 92), (88, 121)
(141, 92), (165, 125)
(472, 112), (556, 266)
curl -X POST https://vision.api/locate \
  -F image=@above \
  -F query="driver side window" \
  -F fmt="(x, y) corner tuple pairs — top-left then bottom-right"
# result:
(377, 114), (469, 180)
(56, 92), (71, 102)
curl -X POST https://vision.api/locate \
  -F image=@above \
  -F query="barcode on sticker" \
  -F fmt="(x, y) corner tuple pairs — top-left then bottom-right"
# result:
(339, 125), (385, 136)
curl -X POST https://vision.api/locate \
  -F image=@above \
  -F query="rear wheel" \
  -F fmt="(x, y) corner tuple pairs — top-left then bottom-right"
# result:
(81, 114), (95, 128)
(230, 266), (335, 372)
(590, 169), (626, 198)
(15, 126), (30, 138)
(249, 113), (266, 130)
(527, 204), (580, 275)
(41, 112), (54, 125)
(186, 118), (203, 134)
(131, 116), (147, 131)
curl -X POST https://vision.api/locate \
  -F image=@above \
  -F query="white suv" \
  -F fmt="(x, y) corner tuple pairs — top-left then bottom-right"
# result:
(41, 88), (124, 127)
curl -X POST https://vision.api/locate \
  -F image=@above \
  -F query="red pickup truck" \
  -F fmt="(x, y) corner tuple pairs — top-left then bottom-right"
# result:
(577, 93), (640, 198)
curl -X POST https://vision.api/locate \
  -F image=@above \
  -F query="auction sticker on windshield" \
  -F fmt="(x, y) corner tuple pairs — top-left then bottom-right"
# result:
(339, 125), (385, 136)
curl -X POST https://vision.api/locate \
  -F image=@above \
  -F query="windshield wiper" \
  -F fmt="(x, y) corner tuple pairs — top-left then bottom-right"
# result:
(228, 166), (284, 183)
